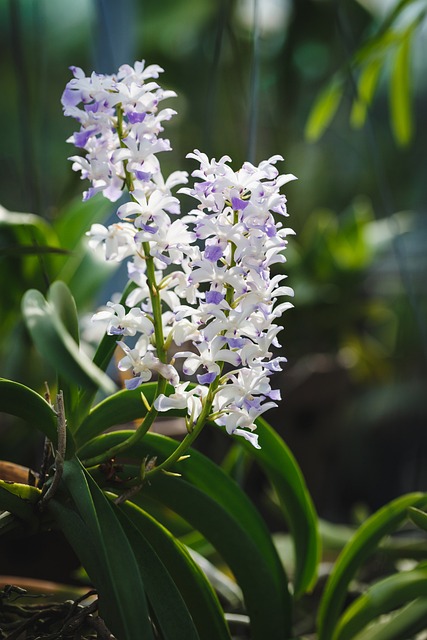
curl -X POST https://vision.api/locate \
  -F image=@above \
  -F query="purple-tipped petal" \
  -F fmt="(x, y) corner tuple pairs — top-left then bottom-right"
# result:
(197, 371), (217, 385)
(125, 376), (143, 390)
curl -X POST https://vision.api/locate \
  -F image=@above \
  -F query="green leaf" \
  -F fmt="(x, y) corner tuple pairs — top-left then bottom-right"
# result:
(0, 511), (28, 538)
(333, 566), (427, 640)
(0, 205), (57, 243)
(305, 78), (344, 142)
(408, 506), (427, 532)
(237, 417), (321, 597)
(113, 502), (201, 640)
(47, 281), (80, 344)
(350, 59), (382, 129)
(53, 195), (118, 309)
(80, 431), (293, 639)
(50, 458), (154, 640)
(0, 378), (58, 444)
(22, 288), (117, 397)
(54, 194), (112, 251)
(75, 382), (178, 447)
(47, 281), (81, 428)
(351, 597), (427, 640)
(145, 476), (290, 639)
(390, 29), (413, 146)
(0, 481), (40, 521)
(0, 244), (69, 257)
(116, 500), (232, 639)
(317, 493), (427, 640)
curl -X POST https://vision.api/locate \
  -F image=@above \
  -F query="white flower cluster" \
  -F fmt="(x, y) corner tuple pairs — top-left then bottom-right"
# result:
(64, 62), (296, 448)
(62, 61), (177, 201)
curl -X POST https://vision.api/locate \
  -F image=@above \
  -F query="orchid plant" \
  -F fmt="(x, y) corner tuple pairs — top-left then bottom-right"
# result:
(1, 60), (427, 640)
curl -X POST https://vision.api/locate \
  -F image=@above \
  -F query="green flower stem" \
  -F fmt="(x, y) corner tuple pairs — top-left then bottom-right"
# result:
(144, 380), (219, 481)
(116, 104), (134, 192)
(81, 106), (169, 466)
(116, 103), (166, 364)
(81, 376), (167, 468)
(142, 240), (167, 363)
(143, 209), (241, 476)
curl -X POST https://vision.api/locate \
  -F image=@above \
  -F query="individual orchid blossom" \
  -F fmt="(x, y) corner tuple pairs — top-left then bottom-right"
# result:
(92, 302), (154, 338)
(86, 222), (136, 262)
(117, 342), (179, 390)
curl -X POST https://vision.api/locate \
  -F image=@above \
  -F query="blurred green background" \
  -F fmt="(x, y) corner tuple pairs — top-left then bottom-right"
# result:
(1, 0), (427, 523)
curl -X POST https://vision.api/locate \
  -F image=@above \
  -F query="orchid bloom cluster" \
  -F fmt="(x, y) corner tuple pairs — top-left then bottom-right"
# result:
(61, 61), (178, 202)
(63, 61), (296, 449)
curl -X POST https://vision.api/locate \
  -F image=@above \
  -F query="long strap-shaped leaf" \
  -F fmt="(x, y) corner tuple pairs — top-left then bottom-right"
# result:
(0, 378), (58, 445)
(75, 382), (161, 446)
(333, 565), (427, 640)
(111, 503), (200, 640)
(22, 289), (116, 396)
(352, 597), (427, 640)
(237, 416), (320, 597)
(48, 281), (81, 429)
(81, 431), (292, 639)
(50, 458), (154, 640)
(116, 499), (232, 640)
(0, 481), (41, 524)
(317, 492), (427, 640)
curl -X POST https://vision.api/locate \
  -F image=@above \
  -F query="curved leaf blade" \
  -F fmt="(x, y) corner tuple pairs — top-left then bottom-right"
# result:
(0, 481), (41, 521)
(350, 59), (382, 128)
(305, 78), (344, 142)
(390, 30), (413, 146)
(317, 492), (427, 640)
(239, 416), (320, 597)
(0, 378), (58, 444)
(75, 382), (159, 446)
(117, 500), (232, 639)
(113, 502), (200, 640)
(352, 597), (427, 640)
(47, 281), (80, 344)
(22, 288), (116, 396)
(334, 566), (427, 640)
(408, 506), (427, 533)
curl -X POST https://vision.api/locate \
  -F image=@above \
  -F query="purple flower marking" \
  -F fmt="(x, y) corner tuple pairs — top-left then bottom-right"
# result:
(243, 396), (263, 411)
(231, 196), (249, 211)
(134, 170), (152, 181)
(128, 111), (146, 124)
(61, 87), (81, 109)
(197, 371), (217, 385)
(204, 244), (223, 262)
(125, 376), (143, 390)
(268, 389), (281, 401)
(139, 224), (158, 235)
(227, 337), (246, 349)
(108, 326), (125, 335)
(73, 128), (95, 148)
(205, 290), (224, 304)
